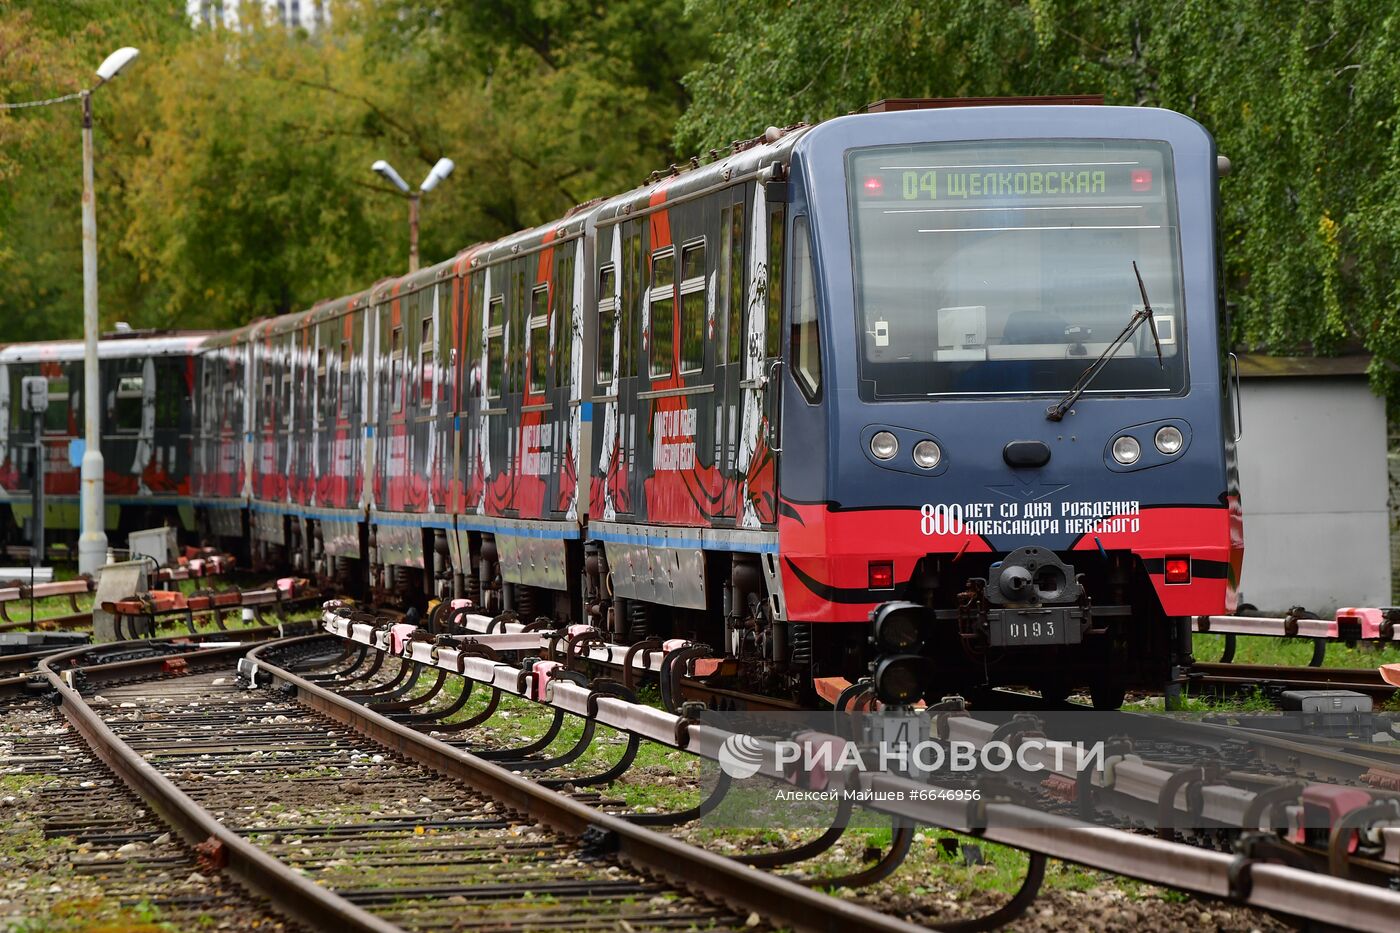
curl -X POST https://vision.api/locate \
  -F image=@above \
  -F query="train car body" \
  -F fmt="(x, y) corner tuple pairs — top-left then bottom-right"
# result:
(0, 333), (204, 551)
(187, 100), (1240, 707)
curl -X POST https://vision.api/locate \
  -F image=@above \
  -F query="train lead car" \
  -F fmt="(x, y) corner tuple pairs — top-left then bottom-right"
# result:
(0, 331), (204, 554)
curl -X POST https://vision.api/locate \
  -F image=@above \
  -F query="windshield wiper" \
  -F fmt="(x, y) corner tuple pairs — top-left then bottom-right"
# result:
(1046, 261), (1164, 422)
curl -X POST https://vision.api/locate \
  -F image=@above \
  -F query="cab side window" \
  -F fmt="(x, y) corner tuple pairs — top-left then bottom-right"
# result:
(790, 217), (821, 401)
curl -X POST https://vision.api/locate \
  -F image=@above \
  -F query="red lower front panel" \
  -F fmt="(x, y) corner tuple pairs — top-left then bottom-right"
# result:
(778, 501), (1238, 624)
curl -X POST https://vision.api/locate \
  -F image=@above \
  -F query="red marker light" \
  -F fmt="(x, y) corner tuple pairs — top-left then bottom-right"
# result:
(1131, 169), (1153, 192)
(863, 176), (884, 195)
(1164, 556), (1191, 584)
(869, 561), (895, 590)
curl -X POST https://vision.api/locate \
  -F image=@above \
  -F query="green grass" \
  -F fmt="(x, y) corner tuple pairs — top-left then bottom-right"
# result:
(1192, 631), (1400, 668)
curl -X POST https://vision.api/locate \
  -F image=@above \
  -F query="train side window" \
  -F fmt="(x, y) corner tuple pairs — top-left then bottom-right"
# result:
(622, 229), (642, 377)
(766, 205), (785, 359)
(554, 249), (574, 389)
(790, 217), (822, 400)
(679, 240), (705, 373)
(649, 248), (675, 379)
(596, 264), (617, 383)
(467, 273), (485, 397)
(389, 325), (404, 413)
(436, 282), (454, 407)
(260, 376), (273, 427)
(486, 296), (505, 398)
(43, 376), (70, 435)
(529, 284), (549, 393)
(281, 369), (292, 427)
(113, 372), (144, 434)
(419, 316), (434, 408)
(317, 345), (331, 424)
(722, 204), (745, 365)
(325, 338), (338, 423)
(201, 367), (216, 432)
(339, 339), (353, 412)
(510, 264), (527, 392)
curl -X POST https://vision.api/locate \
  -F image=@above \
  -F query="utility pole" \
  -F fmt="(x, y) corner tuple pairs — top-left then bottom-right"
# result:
(372, 158), (455, 274)
(78, 47), (140, 576)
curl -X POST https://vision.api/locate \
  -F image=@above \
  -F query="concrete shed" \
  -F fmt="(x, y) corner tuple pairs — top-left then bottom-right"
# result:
(1234, 354), (1392, 613)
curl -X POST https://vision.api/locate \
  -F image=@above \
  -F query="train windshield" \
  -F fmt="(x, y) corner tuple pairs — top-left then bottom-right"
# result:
(846, 139), (1187, 398)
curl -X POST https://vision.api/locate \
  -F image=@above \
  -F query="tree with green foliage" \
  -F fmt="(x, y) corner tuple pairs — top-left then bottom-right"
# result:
(678, 0), (1400, 398)
(4, 0), (1400, 399)
(0, 1), (189, 339)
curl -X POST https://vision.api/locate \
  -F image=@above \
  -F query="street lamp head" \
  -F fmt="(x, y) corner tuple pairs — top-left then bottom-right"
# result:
(95, 47), (140, 84)
(420, 157), (456, 193)
(372, 159), (412, 195)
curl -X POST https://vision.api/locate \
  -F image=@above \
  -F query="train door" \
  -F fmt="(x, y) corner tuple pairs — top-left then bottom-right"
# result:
(102, 356), (147, 497)
(327, 313), (360, 511)
(308, 321), (327, 508)
(504, 256), (530, 517)
(371, 297), (393, 508)
(42, 362), (78, 501)
(732, 193), (783, 529)
(149, 356), (191, 496)
(520, 253), (553, 519)
(284, 330), (304, 507)
(548, 239), (580, 518)
(619, 221), (643, 517)
(406, 286), (432, 512)
(759, 198), (785, 528)
(384, 292), (411, 512)
(253, 338), (276, 501)
(640, 203), (719, 526)
(462, 270), (486, 513)
(478, 262), (513, 515)
(427, 279), (455, 514)
(716, 187), (748, 523)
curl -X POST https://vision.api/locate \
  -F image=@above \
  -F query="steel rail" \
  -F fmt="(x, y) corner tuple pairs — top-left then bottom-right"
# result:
(0, 622), (311, 679)
(1191, 660), (1394, 692)
(247, 636), (927, 933)
(36, 642), (402, 933)
(316, 618), (1400, 929)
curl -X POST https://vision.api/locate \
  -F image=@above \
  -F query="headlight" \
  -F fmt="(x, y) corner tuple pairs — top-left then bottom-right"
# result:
(1111, 435), (1141, 465)
(912, 439), (942, 469)
(870, 431), (898, 460)
(1155, 425), (1184, 455)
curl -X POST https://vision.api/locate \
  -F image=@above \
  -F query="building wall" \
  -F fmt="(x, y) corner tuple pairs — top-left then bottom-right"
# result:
(1236, 376), (1392, 613)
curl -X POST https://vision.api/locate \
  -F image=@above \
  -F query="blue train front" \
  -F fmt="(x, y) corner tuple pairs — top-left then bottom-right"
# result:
(776, 103), (1242, 708)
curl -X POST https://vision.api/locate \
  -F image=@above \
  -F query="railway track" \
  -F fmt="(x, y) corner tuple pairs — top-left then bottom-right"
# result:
(1188, 661), (1398, 703)
(0, 697), (294, 929)
(314, 607), (1400, 928)
(21, 617), (1400, 932)
(36, 638), (932, 933)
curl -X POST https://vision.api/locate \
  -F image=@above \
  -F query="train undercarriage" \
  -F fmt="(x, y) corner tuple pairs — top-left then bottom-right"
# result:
(214, 513), (1190, 710)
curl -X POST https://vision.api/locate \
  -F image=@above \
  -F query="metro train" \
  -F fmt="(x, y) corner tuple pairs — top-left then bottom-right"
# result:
(9, 99), (1244, 708)
(0, 333), (203, 551)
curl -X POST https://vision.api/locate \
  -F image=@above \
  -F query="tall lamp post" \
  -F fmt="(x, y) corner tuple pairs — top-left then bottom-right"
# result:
(78, 47), (140, 575)
(372, 157), (455, 273)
